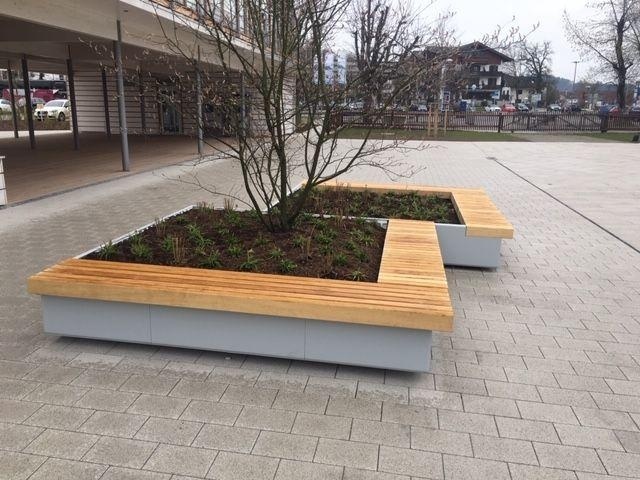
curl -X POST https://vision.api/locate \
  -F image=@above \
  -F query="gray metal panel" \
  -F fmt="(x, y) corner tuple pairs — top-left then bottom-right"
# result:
(305, 320), (431, 372)
(150, 306), (306, 358)
(436, 223), (502, 268)
(42, 296), (151, 342)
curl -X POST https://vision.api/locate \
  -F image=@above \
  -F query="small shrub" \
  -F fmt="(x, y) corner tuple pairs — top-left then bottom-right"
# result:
(348, 269), (367, 281)
(268, 246), (284, 260)
(239, 249), (260, 271)
(154, 218), (167, 237)
(201, 249), (222, 268)
(161, 235), (173, 252)
(187, 224), (212, 249)
(130, 236), (152, 262)
(227, 243), (243, 258)
(171, 236), (187, 264)
(98, 241), (118, 260)
(292, 235), (306, 249)
(279, 258), (297, 273)
(333, 253), (348, 267)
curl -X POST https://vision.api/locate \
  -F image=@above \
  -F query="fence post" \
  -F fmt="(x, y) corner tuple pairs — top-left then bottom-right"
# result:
(0, 157), (6, 207)
(497, 113), (503, 133)
(600, 115), (608, 133)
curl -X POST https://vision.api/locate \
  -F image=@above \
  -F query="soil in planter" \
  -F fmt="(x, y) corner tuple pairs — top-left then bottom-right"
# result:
(297, 188), (461, 224)
(84, 207), (386, 282)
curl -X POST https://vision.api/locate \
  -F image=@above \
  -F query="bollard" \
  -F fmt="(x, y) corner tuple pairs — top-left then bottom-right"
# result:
(0, 156), (6, 206)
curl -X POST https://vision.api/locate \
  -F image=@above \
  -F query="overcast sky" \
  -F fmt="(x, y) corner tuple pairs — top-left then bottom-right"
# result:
(439, 0), (594, 80)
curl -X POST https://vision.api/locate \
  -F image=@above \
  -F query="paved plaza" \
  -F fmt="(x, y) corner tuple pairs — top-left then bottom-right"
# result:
(0, 140), (639, 479)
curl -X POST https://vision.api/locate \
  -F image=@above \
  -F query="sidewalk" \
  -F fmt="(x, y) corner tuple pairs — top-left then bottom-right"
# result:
(0, 140), (639, 479)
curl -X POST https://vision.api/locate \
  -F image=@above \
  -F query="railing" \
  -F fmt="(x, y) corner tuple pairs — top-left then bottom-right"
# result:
(337, 111), (640, 133)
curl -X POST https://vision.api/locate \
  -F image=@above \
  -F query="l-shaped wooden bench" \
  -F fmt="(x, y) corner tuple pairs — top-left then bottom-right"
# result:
(317, 182), (515, 268)
(29, 219), (453, 372)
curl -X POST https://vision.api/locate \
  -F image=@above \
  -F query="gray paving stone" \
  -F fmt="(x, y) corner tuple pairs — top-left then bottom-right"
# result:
(169, 379), (228, 401)
(235, 405), (295, 432)
(0, 422), (42, 451)
(305, 376), (357, 397)
(68, 352), (123, 369)
(255, 371), (308, 391)
(381, 403), (438, 428)
(272, 390), (328, 414)
(207, 451), (279, 480)
(193, 424), (259, 453)
(597, 450), (640, 477)
(0, 378), (38, 400)
(220, 385), (277, 407)
(438, 410), (498, 436)
(495, 416), (559, 443)
(292, 412), (351, 440)
(555, 424), (624, 450)
(208, 366), (260, 386)
(76, 388), (139, 412)
(180, 400), (242, 425)
(83, 436), (157, 469)
(101, 466), (172, 480)
(128, 394), (189, 419)
(120, 375), (178, 395)
(378, 445), (442, 478)
(408, 388), (463, 410)
(614, 429), (640, 453)
(314, 438), (378, 470)
(326, 397), (381, 421)
(537, 386), (597, 408)
(161, 361), (213, 380)
(24, 428), (98, 460)
(0, 360), (35, 379)
(471, 434), (538, 465)
(135, 417), (203, 445)
(274, 459), (342, 480)
(144, 444), (217, 477)
(28, 458), (106, 480)
(462, 394), (520, 417)
(517, 400), (578, 424)
(71, 370), (130, 390)
(252, 431), (317, 461)
(534, 442), (605, 473)
(350, 419), (410, 447)
(509, 464), (578, 480)
(24, 404), (93, 430)
(410, 426), (473, 455)
(356, 382), (408, 404)
(24, 383), (88, 406)
(573, 407), (639, 431)
(485, 380), (541, 401)
(343, 468), (409, 480)
(0, 450), (46, 479)
(24, 365), (83, 385)
(79, 410), (148, 438)
(443, 454), (510, 480)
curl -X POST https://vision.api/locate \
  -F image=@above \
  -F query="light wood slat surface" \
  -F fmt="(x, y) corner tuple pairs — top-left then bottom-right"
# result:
(28, 219), (454, 332)
(318, 181), (514, 239)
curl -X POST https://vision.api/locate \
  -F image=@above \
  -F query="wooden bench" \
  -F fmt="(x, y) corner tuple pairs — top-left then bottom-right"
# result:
(317, 182), (514, 267)
(28, 219), (453, 372)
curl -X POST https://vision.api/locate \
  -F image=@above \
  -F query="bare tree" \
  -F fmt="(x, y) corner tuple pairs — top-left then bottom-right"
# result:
(564, 0), (636, 108)
(520, 40), (553, 96)
(143, 0), (459, 232)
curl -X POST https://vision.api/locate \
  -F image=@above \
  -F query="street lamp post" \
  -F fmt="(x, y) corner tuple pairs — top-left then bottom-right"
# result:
(572, 60), (580, 92)
(439, 58), (453, 111)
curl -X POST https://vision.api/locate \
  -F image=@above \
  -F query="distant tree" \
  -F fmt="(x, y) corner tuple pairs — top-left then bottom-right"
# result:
(564, 0), (636, 108)
(520, 41), (553, 96)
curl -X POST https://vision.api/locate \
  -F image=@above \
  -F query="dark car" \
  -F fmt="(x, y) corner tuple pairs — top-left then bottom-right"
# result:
(628, 105), (640, 117)
(599, 104), (620, 116)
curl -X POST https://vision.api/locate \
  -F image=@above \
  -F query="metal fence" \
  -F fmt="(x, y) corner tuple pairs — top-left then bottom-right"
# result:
(337, 111), (640, 133)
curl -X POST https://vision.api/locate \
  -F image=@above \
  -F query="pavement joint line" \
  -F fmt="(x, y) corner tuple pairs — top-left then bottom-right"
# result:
(486, 155), (640, 256)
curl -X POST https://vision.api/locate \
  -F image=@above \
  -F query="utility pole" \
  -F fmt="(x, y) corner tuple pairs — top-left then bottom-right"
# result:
(572, 61), (580, 91)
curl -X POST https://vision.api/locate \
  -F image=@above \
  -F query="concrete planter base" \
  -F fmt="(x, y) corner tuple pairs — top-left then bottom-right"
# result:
(42, 296), (432, 372)
(435, 223), (502, 268)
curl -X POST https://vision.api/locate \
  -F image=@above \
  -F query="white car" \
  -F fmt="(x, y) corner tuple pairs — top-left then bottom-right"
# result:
(34, 99), (70, 121)
(485, 105), (500, 112)
(0, 99), (12, 112)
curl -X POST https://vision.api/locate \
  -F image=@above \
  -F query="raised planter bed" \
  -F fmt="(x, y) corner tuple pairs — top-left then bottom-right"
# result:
(310, 182), (514, 268)
(28, 212), (453, 372)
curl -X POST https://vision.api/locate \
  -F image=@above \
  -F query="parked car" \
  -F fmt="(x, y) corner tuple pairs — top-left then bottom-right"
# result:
(501, 103), (517, 113)
(629, 105), (640, 117)
(34, 99), (71, 121)
(515, 103), (529, 112)
(565, 104), (581, 112)
(0, 99), (12, 112)
(599, 104), (620, 116)
(547, 104), (561, 112)
(484, 105), (501, 112)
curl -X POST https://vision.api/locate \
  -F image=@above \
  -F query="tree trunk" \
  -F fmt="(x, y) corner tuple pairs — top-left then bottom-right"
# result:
(617, 71), (627, 108)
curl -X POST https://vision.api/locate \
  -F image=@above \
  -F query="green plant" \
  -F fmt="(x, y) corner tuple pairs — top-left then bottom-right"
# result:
(354, 248), (368, 262)
(348, 269), (367, 281)
(223, 197), (235, 211)
(239, 249), (260, 271)
(171, 236), (187, 264)
(268, 246), (284, 260)
(186, 223), (212, 250)
(292, 235), (306, 249)
(227, 243), (243, 258)
(254, 232), (269, 248)
(333, 253), (348, 267)
(161, 235), (173, 252)
(279, 258), (297, 273)
(154, 217), (167, 237)
(201, 249), (222, 268)
(98, 241), (118, 260)
(130, 236), (152, 262)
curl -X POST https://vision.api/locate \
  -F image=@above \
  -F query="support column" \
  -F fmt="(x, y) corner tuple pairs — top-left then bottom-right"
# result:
(101, 67), (111, 138)
(6, 61), (19, 139)
(21, 56), (35, 149)
(66, 50), (79, 150)
(138, 69), (146, 136)
(195, 45), (204, 155)
(114, 19), (130, 171)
